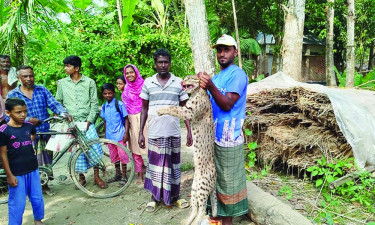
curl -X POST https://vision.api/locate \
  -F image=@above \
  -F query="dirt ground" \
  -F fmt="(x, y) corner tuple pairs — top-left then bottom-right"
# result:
(0, 128), (252, 225)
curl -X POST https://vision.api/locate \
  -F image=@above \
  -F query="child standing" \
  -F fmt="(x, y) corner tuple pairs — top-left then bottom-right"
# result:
(116, 75), (126, 92)
(122, 64), (148, 184)
(100, 83), (130, 183)
(0, 97), (44, 225)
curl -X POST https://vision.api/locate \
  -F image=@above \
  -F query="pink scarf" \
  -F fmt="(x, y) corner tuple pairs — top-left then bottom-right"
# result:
(122, 64), (144, 114)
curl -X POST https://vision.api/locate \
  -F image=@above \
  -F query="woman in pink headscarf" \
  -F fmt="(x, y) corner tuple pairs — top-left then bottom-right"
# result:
(122, 64), (148, 184)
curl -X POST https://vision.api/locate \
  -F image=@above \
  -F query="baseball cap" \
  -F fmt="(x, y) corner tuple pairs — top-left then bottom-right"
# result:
(212, 34), (237, 49)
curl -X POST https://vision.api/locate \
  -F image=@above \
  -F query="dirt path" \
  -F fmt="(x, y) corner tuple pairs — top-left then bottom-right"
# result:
(0, 128), (252, 225)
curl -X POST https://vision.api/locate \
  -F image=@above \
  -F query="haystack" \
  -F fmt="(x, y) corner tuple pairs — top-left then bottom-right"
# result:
(244, 86), (352, 172)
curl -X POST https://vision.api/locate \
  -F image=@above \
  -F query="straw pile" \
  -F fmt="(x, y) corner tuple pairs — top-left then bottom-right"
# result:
(244, 87), (352, 173)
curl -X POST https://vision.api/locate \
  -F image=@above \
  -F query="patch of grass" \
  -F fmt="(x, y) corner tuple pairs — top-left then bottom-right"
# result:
(181, 163), (194, 172)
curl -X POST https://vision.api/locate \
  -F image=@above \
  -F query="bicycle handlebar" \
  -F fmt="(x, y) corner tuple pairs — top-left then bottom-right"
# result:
(43, 116), (67, 123)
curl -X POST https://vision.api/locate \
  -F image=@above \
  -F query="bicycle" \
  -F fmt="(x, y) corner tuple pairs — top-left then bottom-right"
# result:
(0, 116), (135, 203)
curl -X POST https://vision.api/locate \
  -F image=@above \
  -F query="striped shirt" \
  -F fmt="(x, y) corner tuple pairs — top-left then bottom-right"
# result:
(140, 73), (188, 138)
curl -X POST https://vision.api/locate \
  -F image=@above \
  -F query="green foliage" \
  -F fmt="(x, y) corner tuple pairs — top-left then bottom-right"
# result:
(334, 66), (375, 89)
(335, 170), (375, 212)
(180, 162), (194, 172)
(121, 0), (139, 33)
(25, 12), (193, 95)
(278, 185), (293, 200)
(308, 156), (375, 214)
(72, 0), (92, 10)
(307, 156), (353, 189)
(244, 128), (258, 168)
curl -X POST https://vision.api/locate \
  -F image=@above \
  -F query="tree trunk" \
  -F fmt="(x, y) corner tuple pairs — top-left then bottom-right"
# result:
(345, 0), (355, 87)
(368, 40), (374, 70)
(231, 0), (242, 69)
(184, 0), (215, 75)
(281, 0), (306, 81)
(326, 0), (337, 86)
(117, 0), (123, 29)
(271, 36), (283, 74)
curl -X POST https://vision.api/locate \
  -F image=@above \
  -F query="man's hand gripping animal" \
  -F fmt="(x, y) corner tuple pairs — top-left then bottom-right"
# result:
(157, 75), (217, 225)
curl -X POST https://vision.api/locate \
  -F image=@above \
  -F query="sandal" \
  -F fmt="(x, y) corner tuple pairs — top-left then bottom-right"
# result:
(145, 201), (157, 213)
(176, 199), (189, 209)
(118, 176), (128, 186)
(107, 175), (122, 183)
(74, 179), (87, 190)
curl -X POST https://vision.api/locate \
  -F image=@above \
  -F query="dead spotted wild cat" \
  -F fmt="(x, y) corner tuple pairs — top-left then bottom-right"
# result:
(157, 75), (217, 225)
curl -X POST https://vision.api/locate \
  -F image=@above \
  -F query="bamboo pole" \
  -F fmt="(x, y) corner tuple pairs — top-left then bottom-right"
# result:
(231, 0), (242, 69)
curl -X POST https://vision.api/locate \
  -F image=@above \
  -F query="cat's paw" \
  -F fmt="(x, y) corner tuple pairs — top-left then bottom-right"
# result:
(157, 107), (170, 116)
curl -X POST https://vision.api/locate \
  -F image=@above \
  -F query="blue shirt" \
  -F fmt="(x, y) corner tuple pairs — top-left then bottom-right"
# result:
(210, 65), (248, 147)
(6, 85), (67, 133)
(100, 98), (128, 141)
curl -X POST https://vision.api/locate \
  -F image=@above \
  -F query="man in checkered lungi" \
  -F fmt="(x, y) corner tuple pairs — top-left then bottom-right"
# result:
(199, 34), (249, 225)
(56, 55), (107, 189)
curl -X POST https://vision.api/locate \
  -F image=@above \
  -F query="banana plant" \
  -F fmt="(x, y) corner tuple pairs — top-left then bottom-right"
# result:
(121, 0), (139, 33)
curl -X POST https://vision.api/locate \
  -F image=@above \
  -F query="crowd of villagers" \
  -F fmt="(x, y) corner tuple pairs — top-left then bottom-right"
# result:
(0, 34), (249, 225)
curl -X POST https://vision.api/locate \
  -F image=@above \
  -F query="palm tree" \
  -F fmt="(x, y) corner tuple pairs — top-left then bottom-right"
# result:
(0, 0), (70, 64)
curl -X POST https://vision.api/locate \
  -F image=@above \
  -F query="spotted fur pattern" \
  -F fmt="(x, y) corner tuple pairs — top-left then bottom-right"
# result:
(157, 75), (217, 225)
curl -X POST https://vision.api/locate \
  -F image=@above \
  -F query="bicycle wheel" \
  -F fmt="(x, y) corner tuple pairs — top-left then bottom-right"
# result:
(0, 170), (8, 204)
(70, 138), (135, 198)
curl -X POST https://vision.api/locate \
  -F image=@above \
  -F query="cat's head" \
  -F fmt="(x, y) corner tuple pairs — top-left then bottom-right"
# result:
(182, 75), (200, 95)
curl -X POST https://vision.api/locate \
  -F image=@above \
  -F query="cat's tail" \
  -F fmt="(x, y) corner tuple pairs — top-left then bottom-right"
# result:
(210, 189), (218, 217)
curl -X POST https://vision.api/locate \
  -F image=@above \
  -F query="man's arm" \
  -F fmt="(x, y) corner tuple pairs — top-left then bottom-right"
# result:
(44, 87), (67, 115)
(55, 81), (63, 104)
(123, 117), (130, 143)
(138, 99), (149, 149)
(87, 80), (99, 125)
(198, 72), (240, 111)
(0, 145), (17, 187)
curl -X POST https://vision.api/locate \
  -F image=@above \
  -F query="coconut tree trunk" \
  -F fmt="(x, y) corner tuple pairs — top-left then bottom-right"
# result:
(231, 0), (242, 69)
(326, 0), (336, 86)
(184, 0), (215, 74)
(281, 0), (306, 81)
(346, 0), (355, 87)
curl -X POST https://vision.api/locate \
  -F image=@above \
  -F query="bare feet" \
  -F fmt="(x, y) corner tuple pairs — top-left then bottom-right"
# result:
(135, 172), (143, 184)
(34, 220), (44, 225)
(94, 177), (108, 189)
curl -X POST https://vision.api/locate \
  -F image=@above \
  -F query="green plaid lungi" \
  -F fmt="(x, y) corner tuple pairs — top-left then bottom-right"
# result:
(207, 143), (249, 217)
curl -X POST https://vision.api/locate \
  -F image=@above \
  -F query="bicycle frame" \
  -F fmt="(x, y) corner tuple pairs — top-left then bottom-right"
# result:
(36, 117), (107, 181)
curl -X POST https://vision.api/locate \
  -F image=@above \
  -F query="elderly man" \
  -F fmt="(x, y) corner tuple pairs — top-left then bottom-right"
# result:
(6, 65), (70, 193)
(199, 34), (249, 225)
(0, 55), (17, 125)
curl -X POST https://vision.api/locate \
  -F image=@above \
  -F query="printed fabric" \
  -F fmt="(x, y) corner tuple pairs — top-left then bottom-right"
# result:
(144, 137), (181, 206)
(55, 75), (99, 124)
(122, 64), (144, 115)
(100, 98), (128, 142)
(6, 85), (66, 133)
(209, 65), (248, 147)
(0, 123), (37, 176)
(74, 124), (103, 173)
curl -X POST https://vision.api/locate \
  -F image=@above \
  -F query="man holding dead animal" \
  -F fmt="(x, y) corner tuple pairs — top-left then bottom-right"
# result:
(199, 34), (249, 225)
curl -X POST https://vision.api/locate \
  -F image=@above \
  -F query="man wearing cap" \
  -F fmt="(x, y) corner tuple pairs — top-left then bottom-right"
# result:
(199, 34), (248, 225)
